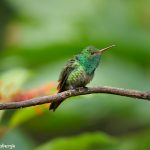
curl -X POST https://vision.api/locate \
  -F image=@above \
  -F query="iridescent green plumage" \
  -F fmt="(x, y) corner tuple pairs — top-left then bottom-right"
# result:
(50, 45), (115, 111)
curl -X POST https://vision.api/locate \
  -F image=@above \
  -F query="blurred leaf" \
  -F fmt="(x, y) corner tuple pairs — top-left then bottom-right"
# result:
(9, 108), (36, 128)
(36, 132), (117, 150)
(9, 106), (46, 128)
(0, 68), (30, 100)
(0, 111), (5, 122)
(119, 130), (150, 150)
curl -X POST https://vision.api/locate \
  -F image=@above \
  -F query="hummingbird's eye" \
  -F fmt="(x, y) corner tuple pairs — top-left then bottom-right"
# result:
(91, 52), (95, 55)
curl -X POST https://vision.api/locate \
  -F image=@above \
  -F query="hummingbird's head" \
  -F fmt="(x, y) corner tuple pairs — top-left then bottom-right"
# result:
(78, 45), (115, 74)
(82, 45), (115, 58)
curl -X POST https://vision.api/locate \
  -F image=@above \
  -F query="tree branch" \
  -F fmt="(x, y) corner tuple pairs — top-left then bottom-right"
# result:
(0, 86), (150, 110)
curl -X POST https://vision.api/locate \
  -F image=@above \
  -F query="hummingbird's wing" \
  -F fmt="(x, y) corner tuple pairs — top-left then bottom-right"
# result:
(57, 58), (77, 92)
(50, 57), (77, 111)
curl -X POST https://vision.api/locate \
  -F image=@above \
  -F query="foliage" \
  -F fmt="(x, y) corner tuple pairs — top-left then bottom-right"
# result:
(36, 132), (117, 150)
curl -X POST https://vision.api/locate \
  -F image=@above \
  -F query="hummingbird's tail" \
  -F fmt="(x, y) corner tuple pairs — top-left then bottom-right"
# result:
(49, 88), (64, 111)
(49, 101), (62, 112)
(49, 78), (66, 111)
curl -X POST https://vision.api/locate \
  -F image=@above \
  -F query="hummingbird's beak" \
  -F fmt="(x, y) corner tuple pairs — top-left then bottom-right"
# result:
(97, 45), (116, 54)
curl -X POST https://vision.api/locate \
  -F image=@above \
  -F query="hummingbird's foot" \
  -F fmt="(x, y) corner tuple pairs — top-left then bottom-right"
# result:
(76, 87), (88, 92)
(82, 86), (88, 90)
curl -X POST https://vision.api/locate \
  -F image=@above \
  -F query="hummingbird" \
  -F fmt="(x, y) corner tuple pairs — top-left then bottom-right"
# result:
(49, 45), (115, 111)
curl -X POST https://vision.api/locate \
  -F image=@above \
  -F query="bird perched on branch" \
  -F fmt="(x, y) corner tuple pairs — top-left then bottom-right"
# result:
(49, 45), (115, 111)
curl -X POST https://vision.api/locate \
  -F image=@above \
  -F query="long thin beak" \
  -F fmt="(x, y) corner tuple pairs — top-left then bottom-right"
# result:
(97, 45), (115, 54)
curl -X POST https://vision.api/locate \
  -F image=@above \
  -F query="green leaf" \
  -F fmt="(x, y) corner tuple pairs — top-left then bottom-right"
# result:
(119, 130), (150, 150)
(35, 132), (117, 150)
(0, 68), (30, 98)
(9, 107), (39, 128)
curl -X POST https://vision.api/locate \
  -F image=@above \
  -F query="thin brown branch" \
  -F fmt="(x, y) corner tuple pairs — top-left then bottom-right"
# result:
(0, 86), (150, 110)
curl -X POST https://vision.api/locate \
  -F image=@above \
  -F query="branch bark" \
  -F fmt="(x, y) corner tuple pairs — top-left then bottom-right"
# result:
(0, 86), (150, 110)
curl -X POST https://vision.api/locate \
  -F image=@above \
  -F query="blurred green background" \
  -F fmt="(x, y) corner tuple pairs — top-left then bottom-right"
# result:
(0, 0), (150, 150)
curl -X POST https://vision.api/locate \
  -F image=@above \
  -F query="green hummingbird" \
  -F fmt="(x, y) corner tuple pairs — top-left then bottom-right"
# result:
(49, 45), (115, 111)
